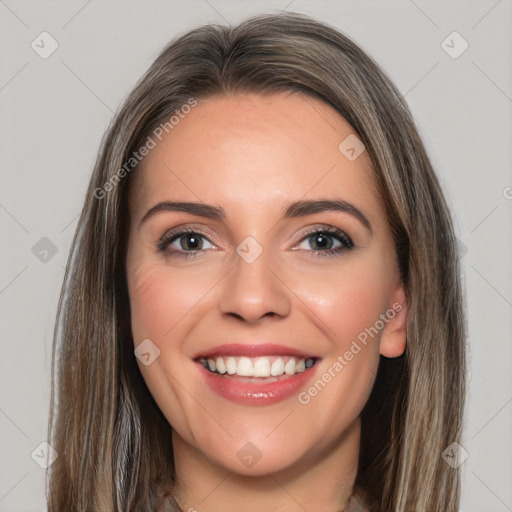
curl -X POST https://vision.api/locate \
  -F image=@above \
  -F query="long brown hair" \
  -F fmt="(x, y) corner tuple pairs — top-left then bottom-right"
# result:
(47, 12), (466, 511)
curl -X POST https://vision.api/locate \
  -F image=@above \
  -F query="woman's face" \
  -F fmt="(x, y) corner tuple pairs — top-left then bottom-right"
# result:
(126, 92), (407, 476)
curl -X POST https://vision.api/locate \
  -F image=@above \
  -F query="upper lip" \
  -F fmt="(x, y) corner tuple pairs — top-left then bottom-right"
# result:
(192, 343), (320, 360)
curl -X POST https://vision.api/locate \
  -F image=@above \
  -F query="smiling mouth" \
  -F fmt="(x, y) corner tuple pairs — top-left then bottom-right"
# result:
(196, 355), (320, 378)
(194, 344), (322, 405)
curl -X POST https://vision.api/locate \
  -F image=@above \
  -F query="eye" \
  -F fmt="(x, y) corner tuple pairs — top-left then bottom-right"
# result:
(157, 228), (215, 258)
(295, 226), (354, 256)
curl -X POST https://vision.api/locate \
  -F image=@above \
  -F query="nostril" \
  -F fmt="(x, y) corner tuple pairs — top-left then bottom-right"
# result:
(226, 311), (276, 320)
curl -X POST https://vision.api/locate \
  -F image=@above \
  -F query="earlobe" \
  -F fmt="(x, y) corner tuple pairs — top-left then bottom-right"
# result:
(379, 285), (408, 358)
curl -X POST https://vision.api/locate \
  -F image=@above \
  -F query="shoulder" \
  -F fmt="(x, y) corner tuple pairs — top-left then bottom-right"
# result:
(155, 494), (182, 512)
(345, 491), (373, 512)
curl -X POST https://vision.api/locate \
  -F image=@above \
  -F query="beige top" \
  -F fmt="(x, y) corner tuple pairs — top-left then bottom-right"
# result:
(158, 492), (371, 511)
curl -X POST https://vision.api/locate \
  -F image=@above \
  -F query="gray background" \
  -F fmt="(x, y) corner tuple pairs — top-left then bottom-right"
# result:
(1, 1), (511, 510)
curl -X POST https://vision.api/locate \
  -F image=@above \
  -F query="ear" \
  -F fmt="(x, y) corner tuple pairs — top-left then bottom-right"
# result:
(379, 284), (408, 358)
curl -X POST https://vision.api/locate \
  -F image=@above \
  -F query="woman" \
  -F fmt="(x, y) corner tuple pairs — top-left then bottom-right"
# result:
(47, 12), (466, 512)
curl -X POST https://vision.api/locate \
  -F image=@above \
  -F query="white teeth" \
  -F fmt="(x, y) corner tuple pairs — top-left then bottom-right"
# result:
(270, 357), (285, 376)
(216, 356), (226, 374)
(284, 358), (296, 375)
(200, 355), (315, 377)
(226, 356), (237, 375)
(295, 359), (306, 373)
(253, 357), (271, 377)
(237, 357), (253, 376)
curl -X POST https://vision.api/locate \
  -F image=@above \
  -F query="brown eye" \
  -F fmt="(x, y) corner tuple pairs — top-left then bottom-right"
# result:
(157, 229), (215, 257)
(308, 232), (335, 251)
(296, 227), (354, 256)
(176, 233), (204, 250)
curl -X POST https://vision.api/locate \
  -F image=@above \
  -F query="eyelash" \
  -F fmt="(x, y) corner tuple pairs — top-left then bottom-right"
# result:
(157, 225), (354, 259)
(298, 226), (354, 256)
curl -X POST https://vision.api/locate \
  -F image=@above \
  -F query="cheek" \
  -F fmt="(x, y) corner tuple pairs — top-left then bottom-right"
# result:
(128, 262), (198, 342)
(297, 251), (396, 412)
(303, 258), (390, 347)
(293, 260), (390, 424)
(128, 263), (164, 341)
(127, 255), (225, 351)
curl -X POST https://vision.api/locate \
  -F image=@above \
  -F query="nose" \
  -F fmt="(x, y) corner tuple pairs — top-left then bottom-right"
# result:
(218, 248), (291, 323)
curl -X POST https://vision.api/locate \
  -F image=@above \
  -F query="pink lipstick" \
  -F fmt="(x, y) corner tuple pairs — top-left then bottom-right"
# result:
(194, 343), (320, 406)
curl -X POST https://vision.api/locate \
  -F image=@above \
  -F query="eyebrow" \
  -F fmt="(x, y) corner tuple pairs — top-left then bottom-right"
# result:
(139, 199), (372, 232)
(140, 202), (226, 226)
(283, 199), (372, 232)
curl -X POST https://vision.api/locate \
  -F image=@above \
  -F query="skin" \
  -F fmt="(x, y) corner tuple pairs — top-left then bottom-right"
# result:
(126, 92), (408, 512)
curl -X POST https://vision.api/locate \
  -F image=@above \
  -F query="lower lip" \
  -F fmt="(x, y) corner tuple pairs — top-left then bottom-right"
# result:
(198, 363), (319, 406)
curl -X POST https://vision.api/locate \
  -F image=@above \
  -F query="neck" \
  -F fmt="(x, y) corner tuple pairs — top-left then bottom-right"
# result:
(170, 417), (360, 512)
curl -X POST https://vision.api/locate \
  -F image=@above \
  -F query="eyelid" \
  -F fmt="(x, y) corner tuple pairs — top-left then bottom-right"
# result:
(157, 224), (219, 253)
(159, 223), (218, 241)
(292, 224), (353, 245)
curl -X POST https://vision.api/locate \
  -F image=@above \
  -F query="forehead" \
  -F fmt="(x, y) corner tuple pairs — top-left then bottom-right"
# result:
(129, 92), (382, 222)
